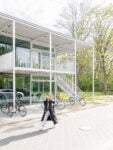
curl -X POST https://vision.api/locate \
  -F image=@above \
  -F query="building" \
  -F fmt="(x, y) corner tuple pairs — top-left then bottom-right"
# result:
(0, 12), (91, 106)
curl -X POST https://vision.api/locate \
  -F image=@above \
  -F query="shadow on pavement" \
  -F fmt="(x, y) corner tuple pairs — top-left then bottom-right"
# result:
(0, 129), (51, 147)
(3, 125), (34, 133)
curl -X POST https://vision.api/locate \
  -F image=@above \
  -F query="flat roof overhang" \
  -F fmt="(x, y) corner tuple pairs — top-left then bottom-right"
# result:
(0, 12), (92, 55)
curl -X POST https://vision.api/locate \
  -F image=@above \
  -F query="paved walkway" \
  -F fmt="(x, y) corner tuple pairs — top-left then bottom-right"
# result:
(0, 104), (69, 126)
(0, 103), (113, 150)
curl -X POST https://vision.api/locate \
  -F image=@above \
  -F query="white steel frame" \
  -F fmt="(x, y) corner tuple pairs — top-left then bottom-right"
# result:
(0, 13), (94, 106)
(13, 20), (16, 110)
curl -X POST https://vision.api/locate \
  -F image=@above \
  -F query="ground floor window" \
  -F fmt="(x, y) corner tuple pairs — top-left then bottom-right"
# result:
(0, 73), (55, 105)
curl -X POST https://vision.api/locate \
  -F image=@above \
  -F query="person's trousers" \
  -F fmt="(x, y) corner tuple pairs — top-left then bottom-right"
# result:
(41, 111), (50, 127)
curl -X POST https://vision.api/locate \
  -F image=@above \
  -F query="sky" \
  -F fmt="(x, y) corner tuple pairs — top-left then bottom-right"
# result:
(0, 0), (113, 33)
(0, 0), (68, 31)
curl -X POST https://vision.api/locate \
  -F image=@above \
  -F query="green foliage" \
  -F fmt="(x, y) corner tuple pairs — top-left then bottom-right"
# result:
(56, 3), (113, 94)
(78, 75), (92, 91)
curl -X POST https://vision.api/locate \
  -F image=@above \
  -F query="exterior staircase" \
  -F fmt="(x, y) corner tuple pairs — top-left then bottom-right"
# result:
(56, 75), (81, 97)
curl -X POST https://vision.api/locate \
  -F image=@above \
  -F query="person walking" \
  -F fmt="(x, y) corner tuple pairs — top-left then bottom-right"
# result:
(40, 94), (58, 130)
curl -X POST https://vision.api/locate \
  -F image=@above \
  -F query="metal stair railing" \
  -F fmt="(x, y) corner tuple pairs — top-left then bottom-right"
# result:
(56, 75), (81, 97)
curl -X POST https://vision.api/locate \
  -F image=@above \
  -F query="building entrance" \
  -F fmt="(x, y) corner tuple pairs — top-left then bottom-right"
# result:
(31, 81), (50, 104)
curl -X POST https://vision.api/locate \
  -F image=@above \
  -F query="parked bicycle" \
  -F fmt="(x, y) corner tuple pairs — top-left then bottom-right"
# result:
(8, 99), (27, 117)
(69, 94), (86, 106)
(54, 99), (65, 110)
(0, 93), (10, 114)
(41, 94), (65, 110)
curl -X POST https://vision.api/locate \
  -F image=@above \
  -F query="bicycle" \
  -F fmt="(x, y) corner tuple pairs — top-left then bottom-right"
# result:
(9, 99), (27, 117)
(0, 93), (11, 114)
(69, 94), (86, 106)
(54, 99), (65, 110)
(55, 93), (65, 110)
(40, 96), (65, 110)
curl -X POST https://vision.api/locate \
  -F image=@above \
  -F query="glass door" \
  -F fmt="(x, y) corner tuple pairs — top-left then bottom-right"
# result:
(31, 81), (50, 104)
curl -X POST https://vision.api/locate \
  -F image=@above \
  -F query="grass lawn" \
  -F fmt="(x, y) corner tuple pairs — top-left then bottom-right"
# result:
(58, 91), (113, 103)
(32, 91), (113, 104)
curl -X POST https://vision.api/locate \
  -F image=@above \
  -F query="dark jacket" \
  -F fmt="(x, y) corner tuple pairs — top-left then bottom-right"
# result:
(41, 99), (58, 124)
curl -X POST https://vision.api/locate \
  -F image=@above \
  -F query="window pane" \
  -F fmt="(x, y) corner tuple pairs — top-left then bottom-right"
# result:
(16, 47), (30, 68)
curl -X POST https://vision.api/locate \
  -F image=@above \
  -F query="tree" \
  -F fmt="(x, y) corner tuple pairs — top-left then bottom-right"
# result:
(55, 0), (93, 92)
(55, 1), (113, 94)
(55, 0), (92, 40)
(91, 5), (113, 94)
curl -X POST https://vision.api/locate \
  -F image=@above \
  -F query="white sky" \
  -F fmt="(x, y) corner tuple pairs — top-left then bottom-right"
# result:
(0, 0), (113, 32)
(0, 0), (68, 30)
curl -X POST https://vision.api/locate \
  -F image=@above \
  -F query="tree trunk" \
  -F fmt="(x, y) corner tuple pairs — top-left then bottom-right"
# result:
(104, 73), (108, 95)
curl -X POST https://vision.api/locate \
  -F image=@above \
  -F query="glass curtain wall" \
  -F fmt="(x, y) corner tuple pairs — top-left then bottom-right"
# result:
(0, 34), (13, 72)
(0, 22), (13, 103)
(32, 44), (55, 70)
(0, 35), (30, 69)
(0, 74), (12, 89)
(16, 39), (30, 68)
(0, 73), (30, 105)
(31, 51), (39, 69)
(16, 74), (30, 105)
(41, 52), (50, 69)
(31, 75), (55, 104)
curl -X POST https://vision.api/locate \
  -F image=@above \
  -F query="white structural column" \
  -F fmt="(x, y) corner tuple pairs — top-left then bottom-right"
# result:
(74, 39), (77, 97)
(13, 20), (16, 109)
(49, 33), (52, 94)
(92, 44), (95, 102)
(30, 41), (32, 105)
(54, 48), (57, 100)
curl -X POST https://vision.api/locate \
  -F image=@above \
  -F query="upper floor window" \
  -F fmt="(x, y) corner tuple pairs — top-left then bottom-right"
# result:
(16, 47), (30, 68)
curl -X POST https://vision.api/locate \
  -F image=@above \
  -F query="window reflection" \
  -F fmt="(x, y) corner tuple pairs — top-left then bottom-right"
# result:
(32, 52), (39, 69)
(16, 47), (30, 68)
(41, 52), (50, 69)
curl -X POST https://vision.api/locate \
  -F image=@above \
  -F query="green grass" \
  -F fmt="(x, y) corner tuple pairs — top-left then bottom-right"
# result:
(32, 91), (113, 103)
(57, 91), (113, 102)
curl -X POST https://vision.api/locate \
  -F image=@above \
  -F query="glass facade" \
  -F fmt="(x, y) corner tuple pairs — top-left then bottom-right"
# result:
(41, 52), (50, 69)
(0, 34), (13, 69)
(0, 33), (74, 106)
(0, 73), (55, 105)
(16, 47), (30, 68)
(32, 44), (55, 70)
(32, 81), (55, 104)
(32, 51), (39, 69)
(0, 34), (74, 72)
(0, 73), (30, 104)
(0, 43), (12, 55)
(31, 75), (55, 104)
(0, 74), (12, 89)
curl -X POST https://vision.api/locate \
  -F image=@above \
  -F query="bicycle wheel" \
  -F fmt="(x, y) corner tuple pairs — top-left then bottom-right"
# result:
(18, 105), (26, 117)
(1, 104), (9, 114)
(8, 105), (14, 117)
(79, 98), (86, 106)
(6, 103), (14, 117)
(56, 100), (65, 110)
(69, 97), (75, 105)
